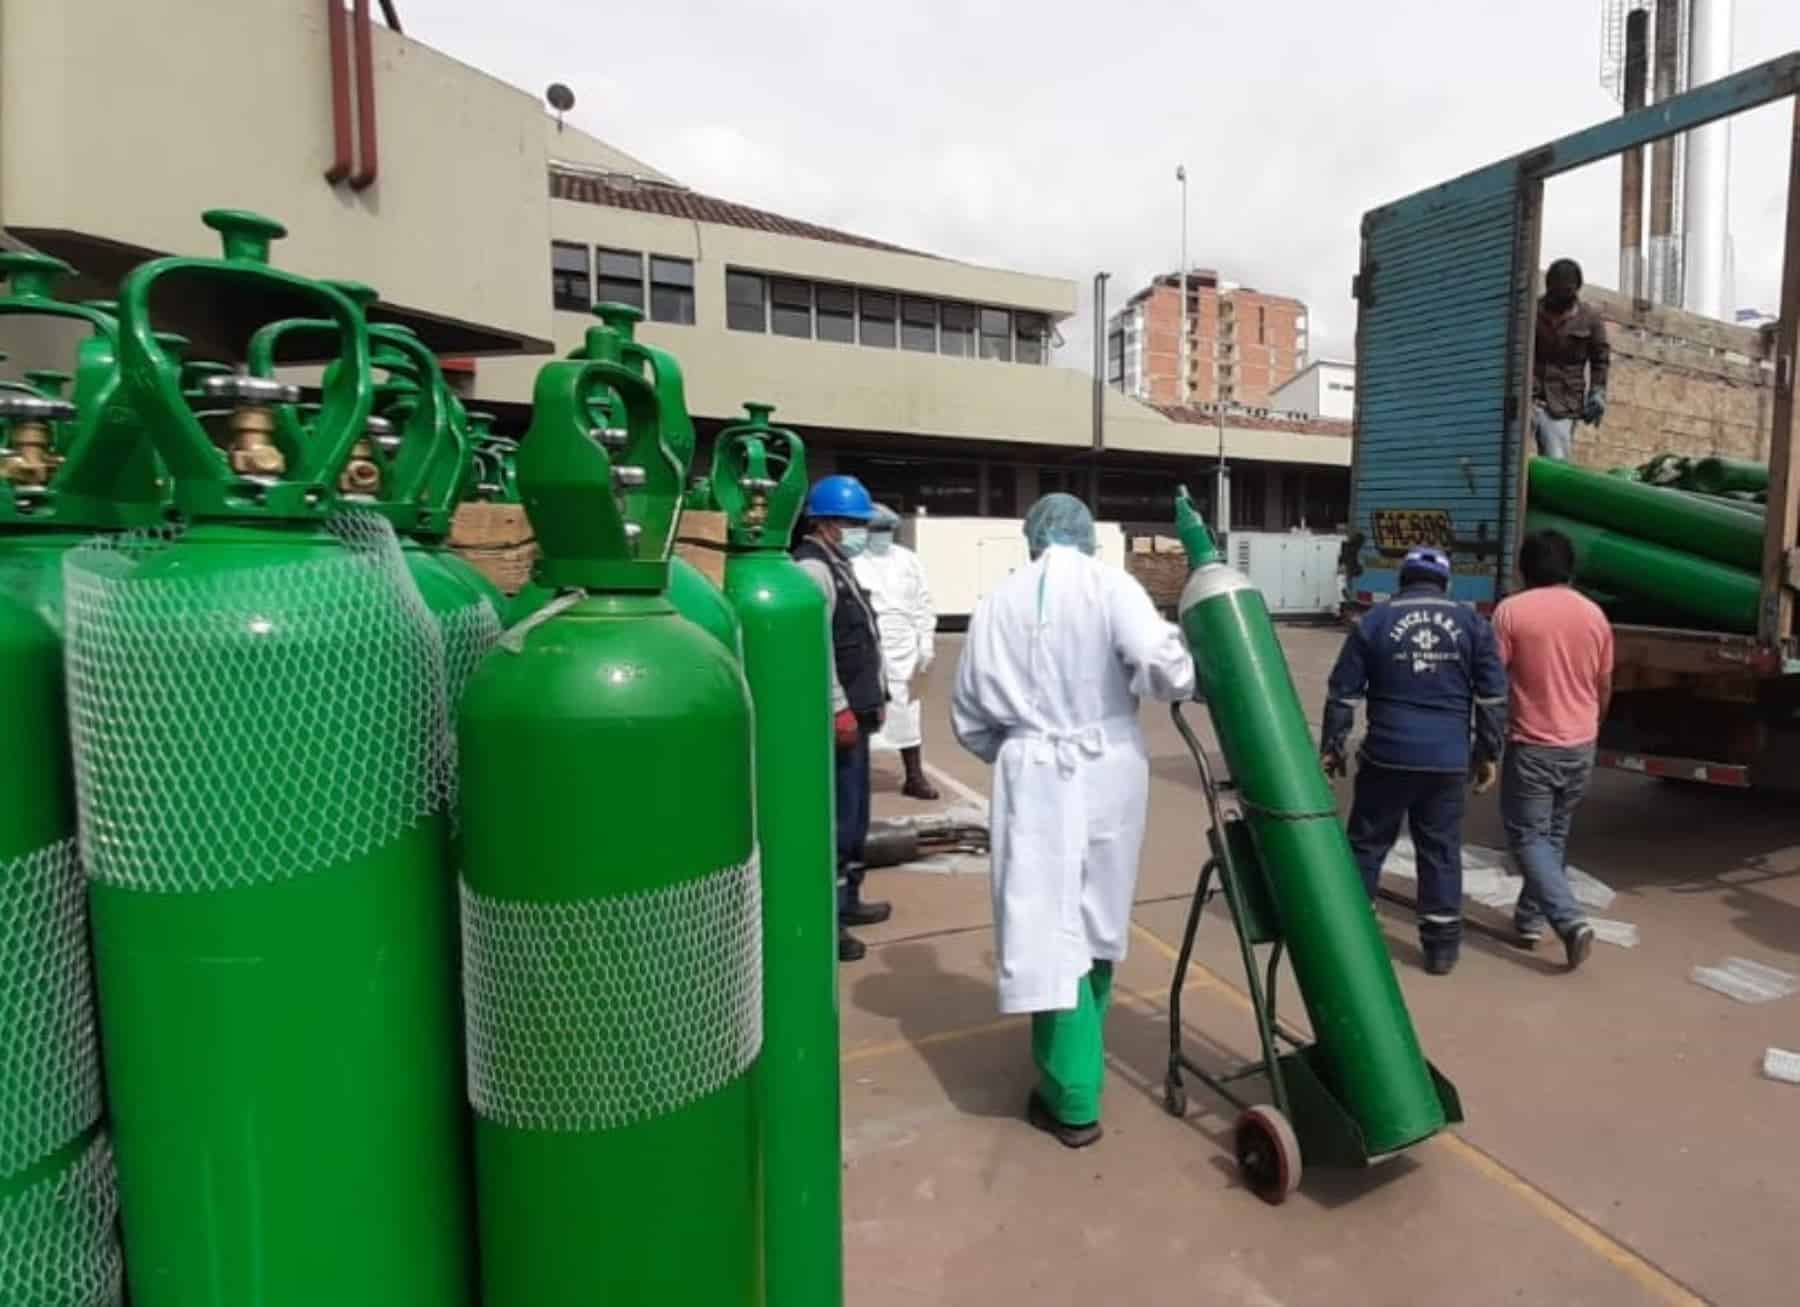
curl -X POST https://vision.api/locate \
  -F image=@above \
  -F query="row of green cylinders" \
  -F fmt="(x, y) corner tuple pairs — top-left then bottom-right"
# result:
(0, 211), (839, 1304)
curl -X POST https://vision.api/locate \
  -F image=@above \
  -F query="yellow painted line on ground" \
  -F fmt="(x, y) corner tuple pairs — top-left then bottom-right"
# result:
(839, 976), (1209, 1068)
(1129, 917), (1711, 1306)
(840, 1015), (1022, 1067)
(1431, 1133), (1709, 1307)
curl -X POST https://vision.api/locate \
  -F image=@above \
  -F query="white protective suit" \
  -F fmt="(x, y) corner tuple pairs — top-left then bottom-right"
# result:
(853, 541), (936, 752)
(951, 545), (1195, 1014)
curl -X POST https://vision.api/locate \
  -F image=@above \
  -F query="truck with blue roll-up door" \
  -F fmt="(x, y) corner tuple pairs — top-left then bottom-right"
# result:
(1346, 52), (1800, 791)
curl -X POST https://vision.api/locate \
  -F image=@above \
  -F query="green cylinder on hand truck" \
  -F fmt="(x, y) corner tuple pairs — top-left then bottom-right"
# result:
(64, 210), (474, 1307)
(711, 402), (843, 1307)
(458, 342), (763, 1305)
(1174, 488), (1451, 1158)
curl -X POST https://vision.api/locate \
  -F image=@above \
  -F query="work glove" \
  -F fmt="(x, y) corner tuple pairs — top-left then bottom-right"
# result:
(1582, 389), (1606, 426)
(834, 709), (860, 751)
(1471, 759), (1499, 794)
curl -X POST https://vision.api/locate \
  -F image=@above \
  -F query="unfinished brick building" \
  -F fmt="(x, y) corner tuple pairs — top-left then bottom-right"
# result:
(1106, 270), (1308, 410)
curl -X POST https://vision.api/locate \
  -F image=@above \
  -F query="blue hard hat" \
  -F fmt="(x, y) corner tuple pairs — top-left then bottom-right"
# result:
(1401, 545), (1451, 582)
(804, 474), (875, 522)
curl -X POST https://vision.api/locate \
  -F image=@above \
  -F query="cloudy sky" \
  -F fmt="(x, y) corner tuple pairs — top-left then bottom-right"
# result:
(405, 0), (1800, 368)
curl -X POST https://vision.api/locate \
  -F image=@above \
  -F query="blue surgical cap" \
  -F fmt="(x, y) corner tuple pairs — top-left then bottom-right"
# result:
(1023, 492), (1096, 558)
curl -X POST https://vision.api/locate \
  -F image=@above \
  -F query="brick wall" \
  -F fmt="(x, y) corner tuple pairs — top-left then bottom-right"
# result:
(1572, 286), (1776, 471)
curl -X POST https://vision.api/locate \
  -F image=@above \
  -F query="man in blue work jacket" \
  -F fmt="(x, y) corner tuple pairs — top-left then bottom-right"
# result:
(1319, 546), (1507, 976)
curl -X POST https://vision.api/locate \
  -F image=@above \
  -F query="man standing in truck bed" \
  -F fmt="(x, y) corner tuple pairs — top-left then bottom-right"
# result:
(1533, 257), (1611, 461)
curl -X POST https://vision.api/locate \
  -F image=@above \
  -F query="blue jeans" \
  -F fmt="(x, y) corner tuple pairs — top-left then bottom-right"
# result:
(1500, 742), (1595, 936)
(835, 721), (873, 914)
(1346, 762), (1466, 950)
(1533, 405), (1575, 460)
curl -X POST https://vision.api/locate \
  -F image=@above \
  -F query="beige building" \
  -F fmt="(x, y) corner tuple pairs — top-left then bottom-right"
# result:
(0, 0), (1349, 531)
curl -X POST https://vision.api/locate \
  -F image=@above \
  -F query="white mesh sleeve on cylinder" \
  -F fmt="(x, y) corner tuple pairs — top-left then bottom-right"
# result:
(461, 853), (764, 1132)
(0, 1133), (123, 1307)
(0, 838), (103, 1178)
(62, 513), (446, 893)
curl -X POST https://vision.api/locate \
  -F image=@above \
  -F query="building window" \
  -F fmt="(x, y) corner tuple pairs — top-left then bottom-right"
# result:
(1016, 312), (1048, 365)
(1257, 305), (1266, 344)
(817, 283), (855, 342)
(940, 302), (974, 357)
(860, 290), (897, 348)
(650, 256), (695, 324)
(771, 278), (812, 338)
(596, 248), (644, 310)
(979, 308), (1012, 362)
(726, 271), (766, 332)
(551, 242), (590, 312)
(901, 298), (937, 353)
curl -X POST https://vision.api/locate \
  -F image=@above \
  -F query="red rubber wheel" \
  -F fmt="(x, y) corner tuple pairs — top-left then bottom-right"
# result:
(1234, 1104), (1303, 1205)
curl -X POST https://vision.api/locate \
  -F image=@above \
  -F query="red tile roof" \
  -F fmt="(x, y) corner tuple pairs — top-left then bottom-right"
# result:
(549, 168), (932, 258)
(1154, 405), (1353, 438)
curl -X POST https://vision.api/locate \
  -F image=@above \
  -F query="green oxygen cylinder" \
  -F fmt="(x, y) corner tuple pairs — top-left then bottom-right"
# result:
(246, 289), (503, 710)
(711, 403), (842, 1307)
(1685, 456), (1768, 497)
(509, 306), (743, 656)
(1526, 509), (1758, 632)
(458, 345), (764, 1305)
(1174, 487), (1449, 1156)
(0, 251), (164, 1307)
(63, 210), (474, 1307)
(1528, 456), (1762, 571)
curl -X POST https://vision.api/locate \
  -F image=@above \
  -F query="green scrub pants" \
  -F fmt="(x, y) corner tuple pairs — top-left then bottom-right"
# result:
(1030, 961), (1114, 1126)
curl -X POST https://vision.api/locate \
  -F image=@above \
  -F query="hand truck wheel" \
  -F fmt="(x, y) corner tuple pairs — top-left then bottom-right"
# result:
(1234, 1104), (1302, 1205)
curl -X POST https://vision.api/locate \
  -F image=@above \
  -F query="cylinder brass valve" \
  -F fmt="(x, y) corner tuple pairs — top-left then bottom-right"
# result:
(0, 394), (75, 487)
(339, 415), (391, 497)
(201, 374), (300, 480)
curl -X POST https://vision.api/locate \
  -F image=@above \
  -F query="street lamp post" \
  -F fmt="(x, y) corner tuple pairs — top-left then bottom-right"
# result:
(1175, 164), (1189, 407)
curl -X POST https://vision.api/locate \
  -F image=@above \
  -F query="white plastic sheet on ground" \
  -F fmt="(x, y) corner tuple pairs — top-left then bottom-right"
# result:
(1691, 957), (1800, 1005)
(1383, 835), (1620, 917)
(1762, 1048), (1800, 1084)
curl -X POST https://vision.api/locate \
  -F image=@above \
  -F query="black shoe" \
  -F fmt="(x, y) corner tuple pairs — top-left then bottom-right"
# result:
(841, 899), (892, 927)
(901, 776), (941, 801)
(1422, 945), (1459, 976)
(1562, 923), (1594, 972)
(837, 928), (866, 963)
(1027, 1092), (1103, 1149)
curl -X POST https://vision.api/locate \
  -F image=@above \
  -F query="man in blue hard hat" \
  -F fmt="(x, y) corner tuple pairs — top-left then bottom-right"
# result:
(1319, 546), (1508, 975)
(793, 474), (890, 963)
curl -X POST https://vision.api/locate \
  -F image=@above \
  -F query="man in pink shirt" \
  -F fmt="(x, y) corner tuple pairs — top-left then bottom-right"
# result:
(1493, 529), (1614, 971)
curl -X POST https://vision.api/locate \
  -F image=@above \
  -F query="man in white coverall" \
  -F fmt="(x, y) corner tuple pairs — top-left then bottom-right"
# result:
(950, 494), (1195, 1148)
(853, 503), (941, 800)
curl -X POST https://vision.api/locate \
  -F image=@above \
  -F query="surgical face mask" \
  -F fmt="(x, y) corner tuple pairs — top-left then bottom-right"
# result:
(867, 530), (894, 556)
(1545, 287), (1578, 311)
(838, 527), (870, 558)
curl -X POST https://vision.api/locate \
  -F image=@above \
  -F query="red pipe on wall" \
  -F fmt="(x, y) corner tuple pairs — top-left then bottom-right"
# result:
(349, 0), (379, 190)
(323, 0), (352, 183)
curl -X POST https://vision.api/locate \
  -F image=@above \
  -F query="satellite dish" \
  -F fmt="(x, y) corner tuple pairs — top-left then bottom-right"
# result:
(546, 83), (575, 131)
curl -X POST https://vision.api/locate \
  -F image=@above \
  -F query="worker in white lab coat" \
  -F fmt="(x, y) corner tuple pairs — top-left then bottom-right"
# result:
(950, 494), (1195, 1148)
(853, 503), (941, 800)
